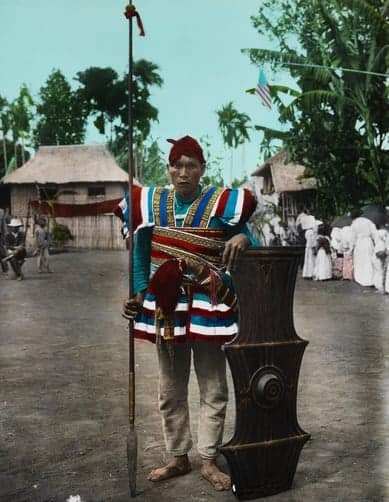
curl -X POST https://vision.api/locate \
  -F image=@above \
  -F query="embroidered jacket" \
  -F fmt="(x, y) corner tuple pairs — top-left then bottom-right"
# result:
(116, 185), (257, 344)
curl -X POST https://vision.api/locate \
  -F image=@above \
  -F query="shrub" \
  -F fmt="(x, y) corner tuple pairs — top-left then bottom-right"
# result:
(51, 222), (74, 247)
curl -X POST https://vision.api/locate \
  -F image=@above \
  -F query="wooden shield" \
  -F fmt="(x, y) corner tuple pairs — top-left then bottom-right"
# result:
(221, 247), (310, 500)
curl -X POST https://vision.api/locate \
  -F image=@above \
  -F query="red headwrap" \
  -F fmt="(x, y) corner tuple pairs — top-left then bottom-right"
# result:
(167, 135), (206, 166)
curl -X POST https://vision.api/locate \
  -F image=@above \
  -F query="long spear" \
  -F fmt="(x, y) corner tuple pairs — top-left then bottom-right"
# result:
(124, 1), (145, 497)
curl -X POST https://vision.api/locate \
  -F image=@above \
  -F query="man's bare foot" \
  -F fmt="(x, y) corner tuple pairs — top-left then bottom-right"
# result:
(148, 454), (191, 482)
(201, 459), (231, 491)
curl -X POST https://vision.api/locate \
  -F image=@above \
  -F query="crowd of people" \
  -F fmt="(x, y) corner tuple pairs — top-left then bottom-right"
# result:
(242, 188), (388, 293)
(299, 208), (389, 294)
(0, 209), (52, 280)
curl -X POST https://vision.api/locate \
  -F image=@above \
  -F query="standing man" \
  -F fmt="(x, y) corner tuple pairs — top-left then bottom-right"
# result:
(0, 209), (8, 276)
(4, 218), (26, 280)
(0, 230), (9, 276)
(118, 135), (258, 492)
(0, 209), (9, 276)
(35, 217), (52, 273)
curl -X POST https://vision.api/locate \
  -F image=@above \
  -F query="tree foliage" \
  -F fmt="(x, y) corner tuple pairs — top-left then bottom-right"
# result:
(130, 139), (168, 186)
(1, 59), (164, 182)
(34, 69), (87, 146)
(216, 102), (252, 186)
(75, 67), (125, 141)
(75, 60), (163, 167)
(0, 87), (33, 176)
(200, 135), (225, 187)
(216, 102), (251, 149)
(245, 0), (389, 217)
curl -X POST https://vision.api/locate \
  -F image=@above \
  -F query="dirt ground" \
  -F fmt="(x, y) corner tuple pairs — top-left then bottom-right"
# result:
(1, 250), (389, 502)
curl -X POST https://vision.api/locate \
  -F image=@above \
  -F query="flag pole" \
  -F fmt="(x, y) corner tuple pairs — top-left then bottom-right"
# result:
(126, 0), (137, 497)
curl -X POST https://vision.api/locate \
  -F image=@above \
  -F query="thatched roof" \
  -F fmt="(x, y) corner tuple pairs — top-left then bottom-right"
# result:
(251, 150), (316, 193)
(1, 144), (132, 185)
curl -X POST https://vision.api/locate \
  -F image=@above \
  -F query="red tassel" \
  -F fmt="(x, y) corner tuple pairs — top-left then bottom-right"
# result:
(149, 259), (185, 316)
(124, 4), (146, 36)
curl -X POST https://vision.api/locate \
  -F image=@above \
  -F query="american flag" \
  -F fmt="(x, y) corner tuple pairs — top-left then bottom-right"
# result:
(255, 69), (272, 109)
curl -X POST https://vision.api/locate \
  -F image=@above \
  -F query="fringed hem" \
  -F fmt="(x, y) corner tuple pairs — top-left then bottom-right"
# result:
(134, 330), (234, 345)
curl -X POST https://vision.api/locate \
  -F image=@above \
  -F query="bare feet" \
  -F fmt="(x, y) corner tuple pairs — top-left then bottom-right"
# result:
(201, 459), (231, 491)
(148, 454), (191, 482)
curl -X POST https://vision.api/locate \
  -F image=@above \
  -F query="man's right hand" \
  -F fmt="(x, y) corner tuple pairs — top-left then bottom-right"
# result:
(122, 292), (145, 320)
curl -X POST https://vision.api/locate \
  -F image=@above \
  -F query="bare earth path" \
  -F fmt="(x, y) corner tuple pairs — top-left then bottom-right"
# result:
(1, 250), (388, 502)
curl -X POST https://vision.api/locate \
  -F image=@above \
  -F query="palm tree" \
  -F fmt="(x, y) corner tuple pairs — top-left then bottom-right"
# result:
(9, 85), (34, 167)
(216, 102), (251, 184)
(0, 96), (10, 175)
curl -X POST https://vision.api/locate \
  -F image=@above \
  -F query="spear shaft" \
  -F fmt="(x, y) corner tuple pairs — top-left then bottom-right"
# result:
(126, 0), (137, 497)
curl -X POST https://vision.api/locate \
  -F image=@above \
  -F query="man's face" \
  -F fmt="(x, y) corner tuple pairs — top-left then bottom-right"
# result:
(167, 155), (205, 200)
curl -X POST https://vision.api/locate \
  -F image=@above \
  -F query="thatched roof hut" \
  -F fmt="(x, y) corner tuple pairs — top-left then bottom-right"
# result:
(1, 144), (137, 250)
(251, 150), (317, 220)
(251, 150), (316, 193)
(1, 144), (129, 185)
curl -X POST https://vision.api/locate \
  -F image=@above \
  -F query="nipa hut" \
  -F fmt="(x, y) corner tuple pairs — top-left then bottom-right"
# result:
(251, 150), (317, 221)
(1, 144), (138, 250)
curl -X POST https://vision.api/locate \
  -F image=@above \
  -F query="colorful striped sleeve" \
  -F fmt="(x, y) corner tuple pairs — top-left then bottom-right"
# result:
(213, 188), (257, 225)
(114, 187), (156, 239)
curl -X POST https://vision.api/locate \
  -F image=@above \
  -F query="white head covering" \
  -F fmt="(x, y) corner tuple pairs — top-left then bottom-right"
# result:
(8, 218), (23, 227)
(302, 215), (316, 230)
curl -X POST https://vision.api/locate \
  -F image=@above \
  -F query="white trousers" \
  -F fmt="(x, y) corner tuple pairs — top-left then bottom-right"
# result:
(157, 341), (228, 460)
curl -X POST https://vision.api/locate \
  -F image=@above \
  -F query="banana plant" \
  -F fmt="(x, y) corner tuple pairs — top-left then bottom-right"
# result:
(244, 0), (388, 213)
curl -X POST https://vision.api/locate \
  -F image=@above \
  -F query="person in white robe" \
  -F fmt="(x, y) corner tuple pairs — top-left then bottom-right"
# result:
(302, 226), (317, 279)
(313, 233), (332, 281)
(340, 225), (354, 280)
(373, 226), (388, 292)
(331, 227), (343, 252)
(384, 225), (389, 294)
(351, 217), (377, 286)
(330, 227), (343, 279)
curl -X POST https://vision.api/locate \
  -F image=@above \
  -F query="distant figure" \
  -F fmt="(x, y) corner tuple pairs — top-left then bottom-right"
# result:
(330, 227), (343, 279)
(0, 209), (8, 275)
(35, 217), (52, 273)
(279, 221), (292, 246)
(286, 216), (298, 245)
(4, 218), (26, 280)
(372, 226), (388, 292)
(351, 216), (377, 287)
(269, 215), (285, 246)
(340, 225), (354, 280)
(0, 229), (8, 275)
(314, 225), (332, 281)
(296, 206), (311, 246)
(384, 225), (389, 294)
(0, 208), (7, 236)
(302, 225), (318, 279)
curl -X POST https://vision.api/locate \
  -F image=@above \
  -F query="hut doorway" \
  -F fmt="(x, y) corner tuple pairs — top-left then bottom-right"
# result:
(0, 184), (11, 211)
